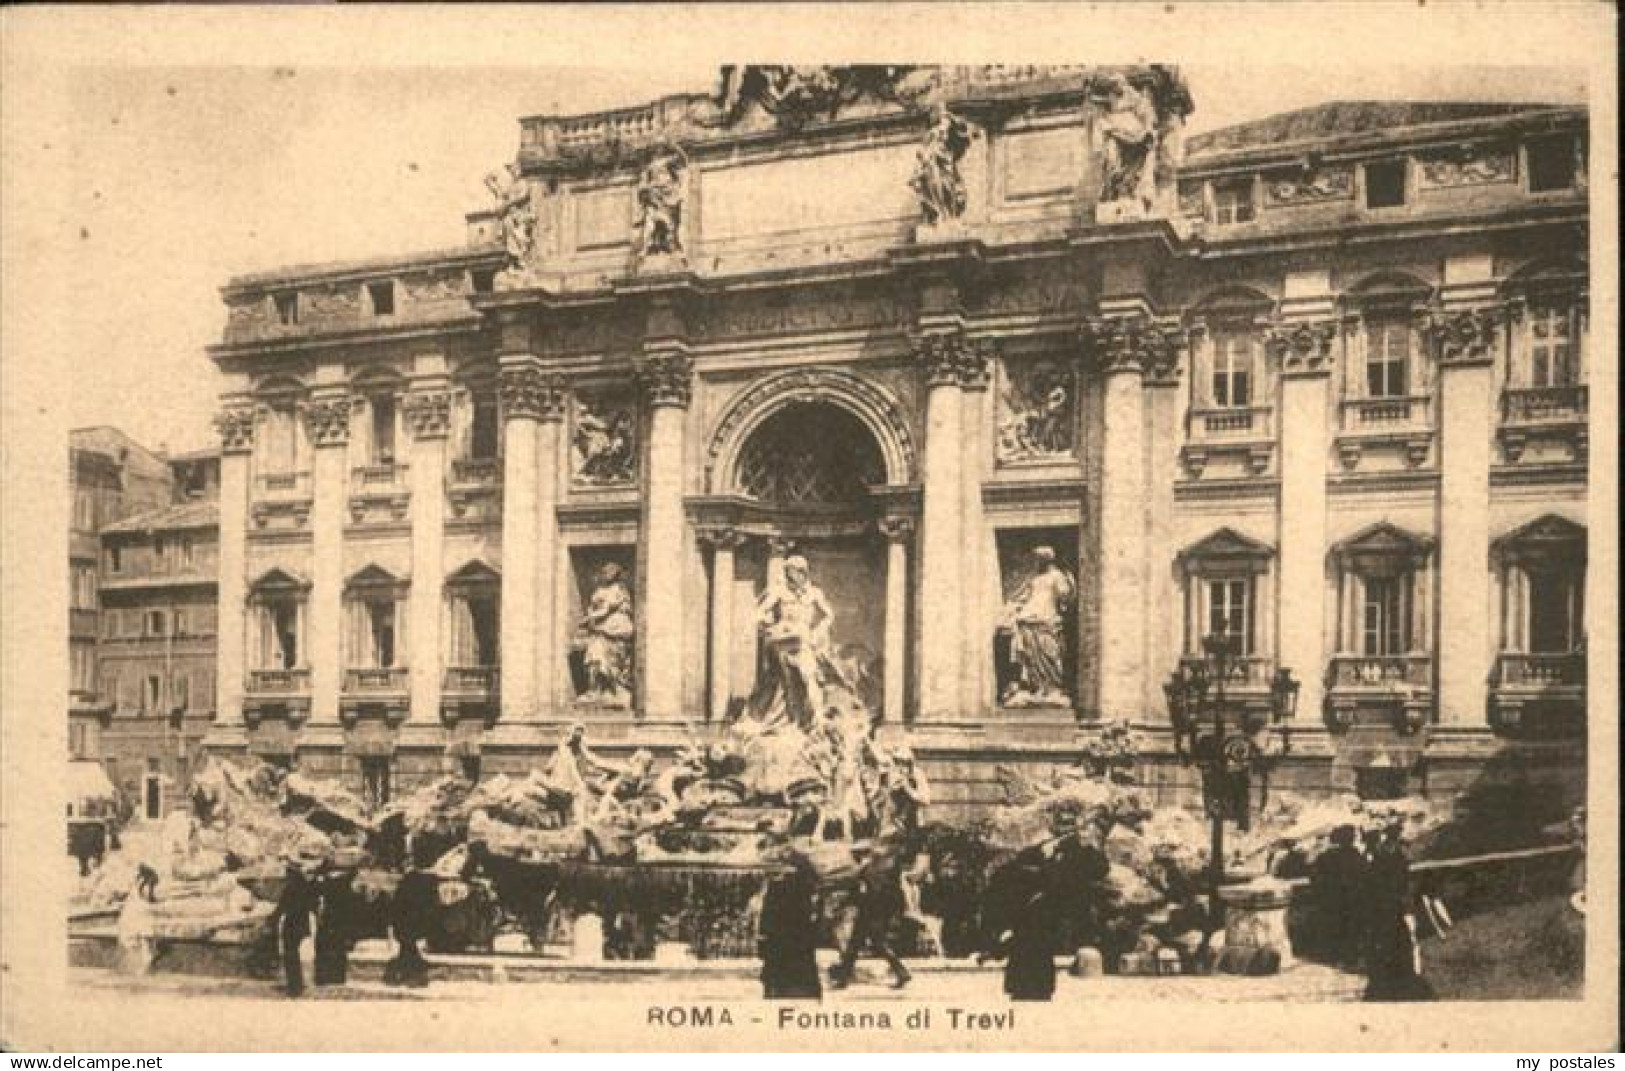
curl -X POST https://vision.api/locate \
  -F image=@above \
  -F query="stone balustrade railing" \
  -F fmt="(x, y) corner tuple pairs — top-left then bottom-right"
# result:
(1494, 651), (1585, 687)
(443, 666), (500, 694)
(1179, 653), (1277, 687)
(344, 667), (409, 693)
(1190, 405), (1274, 438)
(352, 463), (408, 489)
(257, 470), (312, 497)
(1340, 395), (1432, 431)
(1327, 653), (1434, 689)
(247, 668), (311, 694)
(450, 457), (501, 485)
(1501, 385), (1588, 424)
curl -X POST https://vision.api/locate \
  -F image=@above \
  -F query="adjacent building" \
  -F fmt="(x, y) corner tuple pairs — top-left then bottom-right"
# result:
(202, 68), (1590, 820)
(70, 432), (220, 822)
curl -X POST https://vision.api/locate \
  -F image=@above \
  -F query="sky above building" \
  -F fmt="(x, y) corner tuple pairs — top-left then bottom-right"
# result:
(59, 62), (1585, 454)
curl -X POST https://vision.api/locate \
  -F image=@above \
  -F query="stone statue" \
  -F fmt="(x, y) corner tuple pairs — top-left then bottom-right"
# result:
(571, 397), (636, 485)
(1095, 73), (1159, 208)
(998, 546), (1077, 706)
(997, 360), (1076, 462)
(578, 563), (634, 706)
(911, 106), (973, 227)
(484, 163), (537, 270)
(635, 147), (688, 259)
(748, 555), (840, 731)
(544, 722), (619, 825)
(714, 65), (931, 131)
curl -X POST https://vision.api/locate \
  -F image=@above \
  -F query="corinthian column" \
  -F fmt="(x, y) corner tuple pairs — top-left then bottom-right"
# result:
(701, 528), (746, 722)
(213, 401), (255, 731)
(637, 348), (693, 720)
(959, 342), (993, 718)
(403, 380), (452, 725)
(303, 389), (353, 724)
(915, 333), (966, 721)
(497, 358), (562, 721)
(879, 517), (914, 722)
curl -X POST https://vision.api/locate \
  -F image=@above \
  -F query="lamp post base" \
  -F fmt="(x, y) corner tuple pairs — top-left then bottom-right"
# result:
(1216, 877), (1296, 975)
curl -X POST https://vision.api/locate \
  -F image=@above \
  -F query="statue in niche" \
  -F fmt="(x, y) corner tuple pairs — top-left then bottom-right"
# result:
(572, 397), (636, 485)
(746, 555), (846, 732)
(578, 563), (634, 706)
(996, 359), (1076, 462)
(635, 146), (689, 259)
(1094, 73), (1159, 207)
(911, 106), (973, 226)
(997, 546), (1077, 707)
(484, 163), (537, 271)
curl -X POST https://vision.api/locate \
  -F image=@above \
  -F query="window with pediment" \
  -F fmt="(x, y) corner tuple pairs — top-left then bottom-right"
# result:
(1176, 528), (1275, 660)
(445, 561), (501, 669)
(1493, 515), (1586, 655)
(344, 565), (408, 670)
(248, 568), (308, 670)
(1330, 523), (1433, 657)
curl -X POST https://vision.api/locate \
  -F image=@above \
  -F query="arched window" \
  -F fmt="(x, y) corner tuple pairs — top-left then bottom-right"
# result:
(734, 402), (884, 507)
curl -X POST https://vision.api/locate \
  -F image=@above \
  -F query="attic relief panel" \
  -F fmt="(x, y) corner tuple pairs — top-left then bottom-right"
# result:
(996, 358), (1079, 465)
(1418, 144), (1518, 188)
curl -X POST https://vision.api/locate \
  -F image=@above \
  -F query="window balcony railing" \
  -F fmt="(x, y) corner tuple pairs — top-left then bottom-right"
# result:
(351, 463), (408, 489)
(1189, 406), (1273, 439)
(1340, 395), (1431, 431)
(451, 457), (502, 485)
(1328, 653), (1434, 690)
(256, 471), (311, 497)
(1179, 653), (1276, 688)
(344, 667), (408, 693)
(1501, 385), (1588, 425)
(443, 666), (500, 695)
(247, 668), (311, 694)
(1494, 651), (1585, 688)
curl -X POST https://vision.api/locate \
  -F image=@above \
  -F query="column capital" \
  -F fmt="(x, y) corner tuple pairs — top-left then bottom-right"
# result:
(215, 406), (256, 454)
(402, 389), (455, 440)
(302, 395), (353, 448)
(637, 350), (694, 409)
(1422, 305), (1502, 367)
(911, 330), (993, 389)
(499, 364), (568, 422)
(1264, 319), (1339, 377)
(879, 516), (916, 542)
(1082, 315), (1180, 380)
(697, 527), (748, 551)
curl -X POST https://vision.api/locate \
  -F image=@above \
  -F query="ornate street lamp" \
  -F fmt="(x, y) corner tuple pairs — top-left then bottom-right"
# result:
(1162, 634), (1300, 949)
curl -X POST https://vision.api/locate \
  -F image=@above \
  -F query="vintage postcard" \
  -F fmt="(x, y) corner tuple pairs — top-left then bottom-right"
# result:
(1, 2), (1617, 1054)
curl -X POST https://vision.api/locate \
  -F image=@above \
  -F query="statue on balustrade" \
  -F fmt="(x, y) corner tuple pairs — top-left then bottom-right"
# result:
(998, 546), (1077, 707)
(578, 563), (634, 706)
(911, 105), (972, 227)
(484, 163), (537, 270)
(1094, 73), (1159, 208)
(635, 146), (689, 259)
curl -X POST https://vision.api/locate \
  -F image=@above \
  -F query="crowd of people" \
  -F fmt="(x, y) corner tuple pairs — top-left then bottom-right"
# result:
(1306, 821), (1434, 1002)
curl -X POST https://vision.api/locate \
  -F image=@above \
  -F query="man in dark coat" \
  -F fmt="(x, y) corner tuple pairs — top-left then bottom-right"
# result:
(312, 868), (357, 986)
(1312, 824), (1368, 966)
(1362, 824), (1433, 1001)
(267, 859), (320, 997)
(385, 848), (439, 988)
(829, 843), (911, 990)
(979, 842), (1061, 1001)
(758, 853), (823, 1000)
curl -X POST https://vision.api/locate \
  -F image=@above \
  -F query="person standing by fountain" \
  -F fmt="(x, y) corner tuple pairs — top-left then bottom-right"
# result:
(829, 840), (912, 991)
(758, 850), (824, 1000)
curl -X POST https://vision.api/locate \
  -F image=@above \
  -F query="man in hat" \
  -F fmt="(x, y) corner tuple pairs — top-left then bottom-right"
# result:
(267, 845), (323, 997)
(999, 546), (1076, 706)
(830, 840), (912, 991)
(1311, 824), (1368, 966)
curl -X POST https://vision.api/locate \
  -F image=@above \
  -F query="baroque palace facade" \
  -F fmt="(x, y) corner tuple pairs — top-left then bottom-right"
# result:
(205, 67), (1590, 815)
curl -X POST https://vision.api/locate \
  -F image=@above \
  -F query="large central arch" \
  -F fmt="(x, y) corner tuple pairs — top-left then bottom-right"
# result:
(704, 367), (916, 494)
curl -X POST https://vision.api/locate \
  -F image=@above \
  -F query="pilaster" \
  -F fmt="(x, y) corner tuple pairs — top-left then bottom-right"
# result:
(637, 345), (693, 720)
(213, 400), (254, 731)
(303, 384), (352, 725)
(914, 331), (969, 720)
(880, 517), (915, 723)
(403, 370), (452, 726)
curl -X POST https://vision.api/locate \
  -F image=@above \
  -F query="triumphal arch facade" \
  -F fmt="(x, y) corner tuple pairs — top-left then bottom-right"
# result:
(207, 66), (1590, 815)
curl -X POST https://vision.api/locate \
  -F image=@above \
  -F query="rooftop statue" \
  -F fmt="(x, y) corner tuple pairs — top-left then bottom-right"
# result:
(911, 106), (974, 227)
(483, 163), (537, 273)
(635, 145), (689, 261)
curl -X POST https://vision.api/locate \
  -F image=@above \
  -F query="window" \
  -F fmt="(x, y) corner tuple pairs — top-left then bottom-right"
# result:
(102, 671), (120, 711)
(69, 722), (90, 760)
(70, 644), (96, 692)
(371, 396), (397, 464)
(74, 490), (97, 531)
(450, 590), (501, 667)
(1527, 569), (1583, 653)
(1527, 304), (1579, 387)
(264, 601), (300, 669)
(1362, 575), (1412, 656)
(368, 281), (395, 317)
(154, 536), (167, 561)
(1527, 136), (1576, 192)
(171, 673), (190, 712)
(107, 546), (123, 574)
(1211, 180), (1256, 225)
(146, 610), (168, 638)
(470, 269), (496, 295)
(459, 755), (482, 783)
(368, 600), (397, 668)
(1365, 320), (1410, 398)
(273, 291), (300, 326)
(177, 538), (194, 569)
(104, 611), (121, 640)
(362, 758), (392, 807)
(173, 610), (188, 637)
(470, 396), (500, 460)
(143, 674), (163, 713)
(1364, 160), (1407, 208)
(72, 563), (97, 610)
(1206, 578), (1254, 655)
(1210, 332), (1253, 408)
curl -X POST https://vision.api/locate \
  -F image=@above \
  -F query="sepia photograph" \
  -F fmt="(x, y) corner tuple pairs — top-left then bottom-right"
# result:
(1, 2), (1617, 1056)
